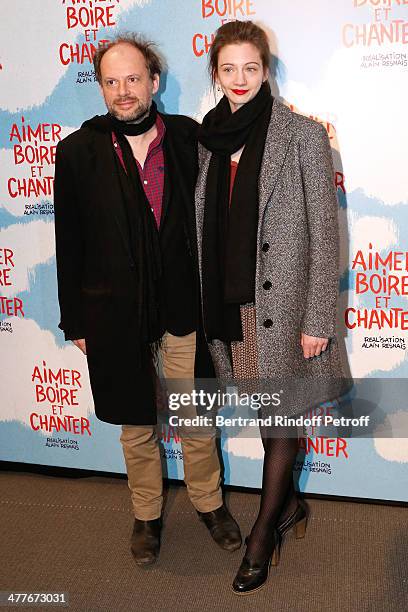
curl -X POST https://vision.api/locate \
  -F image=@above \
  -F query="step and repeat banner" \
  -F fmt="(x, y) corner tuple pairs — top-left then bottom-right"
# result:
(1, 0), (407, 501)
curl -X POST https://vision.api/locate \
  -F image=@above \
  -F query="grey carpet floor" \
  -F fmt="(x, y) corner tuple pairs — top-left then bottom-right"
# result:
(0, 471), (407, 612)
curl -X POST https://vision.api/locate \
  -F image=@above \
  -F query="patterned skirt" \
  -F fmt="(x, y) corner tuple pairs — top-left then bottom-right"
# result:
(230, 304), (259, 379)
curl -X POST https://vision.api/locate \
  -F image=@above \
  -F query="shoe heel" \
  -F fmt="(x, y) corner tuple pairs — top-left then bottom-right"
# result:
(271, 548), (279, 567)
(295, 516), (307, 539)
(271, 534), (281, 567)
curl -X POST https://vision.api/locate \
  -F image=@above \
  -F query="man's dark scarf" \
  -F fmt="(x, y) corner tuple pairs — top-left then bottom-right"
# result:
(109, 100), (158, 136)
(110, 101), (163, 351)
(198, 82), (273, 342)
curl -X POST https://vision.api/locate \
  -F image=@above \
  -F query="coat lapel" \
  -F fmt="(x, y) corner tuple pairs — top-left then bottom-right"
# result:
(91, 130), (134, 264)
(258, 99), (293, 221)
(159, 143), (172, 233)
(160, 116), (198, 255)
(195, 146), (211, 256)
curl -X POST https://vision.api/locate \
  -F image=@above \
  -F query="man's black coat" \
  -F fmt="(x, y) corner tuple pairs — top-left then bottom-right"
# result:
(54, 112), (214, 425)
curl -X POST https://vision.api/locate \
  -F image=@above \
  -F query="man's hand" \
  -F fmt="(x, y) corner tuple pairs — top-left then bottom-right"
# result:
(301, 333), (328, 359)
(73, 338), (87, 355)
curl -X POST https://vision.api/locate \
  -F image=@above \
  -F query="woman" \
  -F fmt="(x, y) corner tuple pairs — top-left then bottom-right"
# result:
(196, 21), (344, 594)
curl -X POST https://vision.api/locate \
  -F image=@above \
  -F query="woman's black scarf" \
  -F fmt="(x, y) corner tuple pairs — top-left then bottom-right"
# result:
(198, 81), (273, 342)
(110, 106), (163, 352)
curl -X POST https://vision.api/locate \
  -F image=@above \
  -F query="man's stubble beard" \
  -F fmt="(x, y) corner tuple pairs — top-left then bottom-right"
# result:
(107, 97), (152, 123)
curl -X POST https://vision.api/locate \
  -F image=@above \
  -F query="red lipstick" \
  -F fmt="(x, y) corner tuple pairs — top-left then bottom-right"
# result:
(232, 89), (248, 95)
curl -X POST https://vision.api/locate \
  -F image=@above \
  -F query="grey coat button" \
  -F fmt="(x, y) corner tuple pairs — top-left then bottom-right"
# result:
(263, 281), (272, 290)
(262, 242), (269, 252)
(263, 319), (273, 328)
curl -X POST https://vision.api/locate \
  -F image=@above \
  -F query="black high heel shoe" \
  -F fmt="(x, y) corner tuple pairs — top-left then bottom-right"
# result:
(277, 498), (308, 540)
(232, 529), (282, 595)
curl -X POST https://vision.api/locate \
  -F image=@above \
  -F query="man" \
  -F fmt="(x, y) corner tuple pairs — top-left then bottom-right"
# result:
(53, 34), (241, 565)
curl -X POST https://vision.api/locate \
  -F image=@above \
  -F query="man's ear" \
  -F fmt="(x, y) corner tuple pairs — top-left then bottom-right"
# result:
(152, 73), (160, 95)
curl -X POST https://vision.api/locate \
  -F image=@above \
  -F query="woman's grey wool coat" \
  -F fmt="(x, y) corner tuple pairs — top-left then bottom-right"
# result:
(195, 99), (347, 415)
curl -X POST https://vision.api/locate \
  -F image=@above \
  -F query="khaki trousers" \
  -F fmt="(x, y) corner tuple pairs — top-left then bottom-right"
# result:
(120, 331), (222, 520)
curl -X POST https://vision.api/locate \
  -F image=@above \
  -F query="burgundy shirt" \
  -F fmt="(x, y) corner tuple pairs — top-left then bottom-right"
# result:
(112, 115), (166, 228)
(229, 160), (238, 205)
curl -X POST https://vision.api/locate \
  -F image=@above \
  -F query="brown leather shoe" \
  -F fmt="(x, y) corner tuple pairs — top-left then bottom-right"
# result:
(197, 504), (242, 552)
(130, 517), (162, 566)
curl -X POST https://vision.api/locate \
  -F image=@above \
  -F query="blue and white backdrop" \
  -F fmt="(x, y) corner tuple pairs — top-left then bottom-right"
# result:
(1, 0), (408, 501)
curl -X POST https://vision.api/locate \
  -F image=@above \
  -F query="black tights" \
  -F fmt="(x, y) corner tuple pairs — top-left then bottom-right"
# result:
(245, 425), (299, 563)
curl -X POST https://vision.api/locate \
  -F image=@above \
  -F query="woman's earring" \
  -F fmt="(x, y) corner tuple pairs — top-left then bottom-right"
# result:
(217, 85), (221, 92)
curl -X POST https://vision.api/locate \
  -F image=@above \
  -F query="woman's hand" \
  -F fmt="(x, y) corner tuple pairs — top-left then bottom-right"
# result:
(300, 333), (328, 358)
